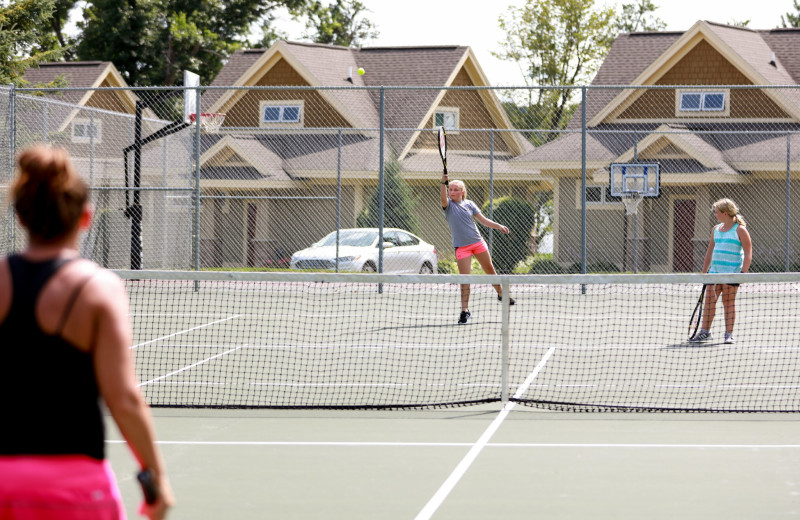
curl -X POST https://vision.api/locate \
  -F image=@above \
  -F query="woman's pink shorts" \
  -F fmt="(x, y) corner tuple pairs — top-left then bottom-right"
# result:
(0, 455), (126, 519)
(455, 239), (488, 260)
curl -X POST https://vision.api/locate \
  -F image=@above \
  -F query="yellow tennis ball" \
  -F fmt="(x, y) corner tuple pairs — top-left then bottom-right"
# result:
(357, 67), (365, 75)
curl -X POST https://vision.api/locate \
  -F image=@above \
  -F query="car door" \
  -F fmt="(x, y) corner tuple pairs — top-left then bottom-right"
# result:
(381, 230), (402, 273)
(394, 231), (420, 273)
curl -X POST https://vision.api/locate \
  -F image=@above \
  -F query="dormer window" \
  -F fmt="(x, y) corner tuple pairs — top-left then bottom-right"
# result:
(260, 100), (304, 126)
(676, 90), (728, 116)
(72, 119), (101, 143)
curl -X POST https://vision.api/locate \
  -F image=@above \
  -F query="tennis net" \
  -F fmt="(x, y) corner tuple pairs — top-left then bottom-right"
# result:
(119, 270), (800, 412)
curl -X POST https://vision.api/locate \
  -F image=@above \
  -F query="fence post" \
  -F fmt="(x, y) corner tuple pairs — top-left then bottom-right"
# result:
(8, 84), (16, 252)
(193, 86), (202, 276)
(378, 87), (385, 292)
(787, 132), (791, 272)
(580, 86), (587, 291)
(336, 128), (342, 273)
(489, 128), (494, 255)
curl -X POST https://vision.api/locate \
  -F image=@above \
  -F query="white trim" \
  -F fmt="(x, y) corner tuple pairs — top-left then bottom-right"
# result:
(433, 106), (460, 132)
(574, 182), (619, 210)
(71, 118), (102, 143)
(667, 192), (704, 273)
(259, 100), (304, 127)
(675, 89), (730, 117)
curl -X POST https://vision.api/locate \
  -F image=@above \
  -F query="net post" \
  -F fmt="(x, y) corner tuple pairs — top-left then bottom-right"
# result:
(501, 277), (510, 404)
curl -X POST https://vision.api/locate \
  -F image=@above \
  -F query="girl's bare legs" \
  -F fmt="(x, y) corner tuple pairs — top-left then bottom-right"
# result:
(721, 284), (739, 334)
(457, 256), (472, 311)
(701, 284), (720, 331)
(474, 250), (503, 298)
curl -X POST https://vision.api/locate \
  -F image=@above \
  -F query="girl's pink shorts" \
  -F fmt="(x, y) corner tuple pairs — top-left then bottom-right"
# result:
(456, 239), (488, 260)
(0, 455), (126, 520)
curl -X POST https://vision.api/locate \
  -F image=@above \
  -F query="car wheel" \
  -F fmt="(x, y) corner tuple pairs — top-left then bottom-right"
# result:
(361, 262), (377, 272)
(419, 262), (433, 274)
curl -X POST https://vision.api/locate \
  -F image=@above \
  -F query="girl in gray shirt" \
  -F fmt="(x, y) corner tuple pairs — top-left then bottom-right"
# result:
(441, 172), (514, 324)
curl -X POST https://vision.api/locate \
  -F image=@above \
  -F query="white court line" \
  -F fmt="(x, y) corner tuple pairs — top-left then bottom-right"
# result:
(138, 344), (247, 387)
(105, 440), (800, 449)
(131, 315), (242, 349)
(414, 346), (556, 520)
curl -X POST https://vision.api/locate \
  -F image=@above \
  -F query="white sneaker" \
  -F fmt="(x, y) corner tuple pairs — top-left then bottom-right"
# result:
(690, 330), (712, 342)
(724, 333), (735, 344)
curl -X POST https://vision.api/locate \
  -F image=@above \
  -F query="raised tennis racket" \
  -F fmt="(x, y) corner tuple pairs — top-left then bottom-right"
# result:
(438, 126), (447, 179)
(688, 284), (706, 340)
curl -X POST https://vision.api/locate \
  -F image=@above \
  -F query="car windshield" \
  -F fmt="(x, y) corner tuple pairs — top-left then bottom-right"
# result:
(314, 230), (378, 248)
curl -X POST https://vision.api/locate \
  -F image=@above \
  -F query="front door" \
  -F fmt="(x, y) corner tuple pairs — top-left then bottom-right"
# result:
(673, 199), (695, 272)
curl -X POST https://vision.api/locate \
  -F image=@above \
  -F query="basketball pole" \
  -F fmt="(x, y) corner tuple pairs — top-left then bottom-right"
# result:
(123, 92), (192, 270)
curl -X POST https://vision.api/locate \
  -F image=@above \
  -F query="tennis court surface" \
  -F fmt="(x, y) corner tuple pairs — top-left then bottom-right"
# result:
(109, 271), (800, 518)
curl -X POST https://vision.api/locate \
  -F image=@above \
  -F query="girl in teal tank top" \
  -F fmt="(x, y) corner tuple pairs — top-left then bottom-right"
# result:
(690, 199), (752, 344)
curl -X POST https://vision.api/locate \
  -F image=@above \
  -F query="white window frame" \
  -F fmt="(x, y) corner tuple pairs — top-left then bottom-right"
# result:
(433, 107), (459, 131)
(259, 100), (304, 127)
(575, 183), (617, 209)
(71, 118), (102, 143)
(676, 90), (729, 117)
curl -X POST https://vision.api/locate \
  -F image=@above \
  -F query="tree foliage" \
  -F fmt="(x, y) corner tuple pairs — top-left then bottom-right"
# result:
(613, 0), (665, 33)
(356, 157), (420, 236)
(76, 0), (309, 86)
(783, 0), (800, 27)
(0, 0), (65, 86)
(296, 0), (378, 47)
(479, 196), (536, 274)
(32, 0), (78, 60)
(494, 0), (616, 137)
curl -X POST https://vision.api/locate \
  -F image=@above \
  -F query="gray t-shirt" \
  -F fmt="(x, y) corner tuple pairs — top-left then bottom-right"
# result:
(443, 199), (483, 247)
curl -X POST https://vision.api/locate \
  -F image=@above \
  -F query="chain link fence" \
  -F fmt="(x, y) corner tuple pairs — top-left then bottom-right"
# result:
(1, 84), (797, 274)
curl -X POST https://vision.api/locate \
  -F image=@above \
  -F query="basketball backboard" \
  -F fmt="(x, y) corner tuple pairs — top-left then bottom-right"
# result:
(183, 70), (200, 124)
(609, 163), (660, 198)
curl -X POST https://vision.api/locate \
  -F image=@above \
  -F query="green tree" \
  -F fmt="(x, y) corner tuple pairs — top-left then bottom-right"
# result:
(356, 158), (420, 236)
(250, 12), (291, 49)
(495, 0), (616, 136)
(614, 0), (665, 33)
(33, 0), (78, 60)
(77, 0), (309, 86)
(0, 0), (65, 86)
(479, 196), (536, 274)
(297, 0), (379, 47)
(75, 0), (156, 86)
(783, 0), (800, 27)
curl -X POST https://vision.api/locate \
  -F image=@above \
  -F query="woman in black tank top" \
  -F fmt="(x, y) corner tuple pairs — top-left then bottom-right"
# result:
(0, 145), (174, 519)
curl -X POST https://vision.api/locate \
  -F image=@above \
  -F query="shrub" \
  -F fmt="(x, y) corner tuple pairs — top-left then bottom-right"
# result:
(528, 259), (565, 274)
(437, 259), (458, 274)
(567, 261), (621, 273)
(749, 262), (785, 273)
(479, 196), (535, 274)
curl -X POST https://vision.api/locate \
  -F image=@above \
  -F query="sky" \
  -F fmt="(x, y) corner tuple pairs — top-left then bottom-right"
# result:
(272, 0), (798, 86)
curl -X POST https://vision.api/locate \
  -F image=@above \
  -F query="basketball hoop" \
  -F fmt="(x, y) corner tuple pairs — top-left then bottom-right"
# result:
(622, 192), (643, 216)
(190, 112), (226, 133)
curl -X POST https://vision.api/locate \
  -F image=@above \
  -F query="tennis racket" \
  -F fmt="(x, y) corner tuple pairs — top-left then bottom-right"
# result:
(438, 126), (447, 179)
(688, 284), (706, 340)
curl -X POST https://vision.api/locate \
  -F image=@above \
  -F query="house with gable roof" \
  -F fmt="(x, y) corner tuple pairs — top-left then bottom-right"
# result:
(514, 21), (800, 272)
(19, 62), (159, 159)
(17, 62), (193, 269)
(195, 40), (536, 268)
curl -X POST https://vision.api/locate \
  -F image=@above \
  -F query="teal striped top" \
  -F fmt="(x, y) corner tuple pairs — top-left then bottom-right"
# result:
(709, 222), (744, 274)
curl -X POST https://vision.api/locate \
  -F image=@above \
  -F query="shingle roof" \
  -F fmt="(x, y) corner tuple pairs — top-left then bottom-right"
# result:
(205, 42), (471, 153)
(22, 62), (112, 105)
(574, 23), (800, 128)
